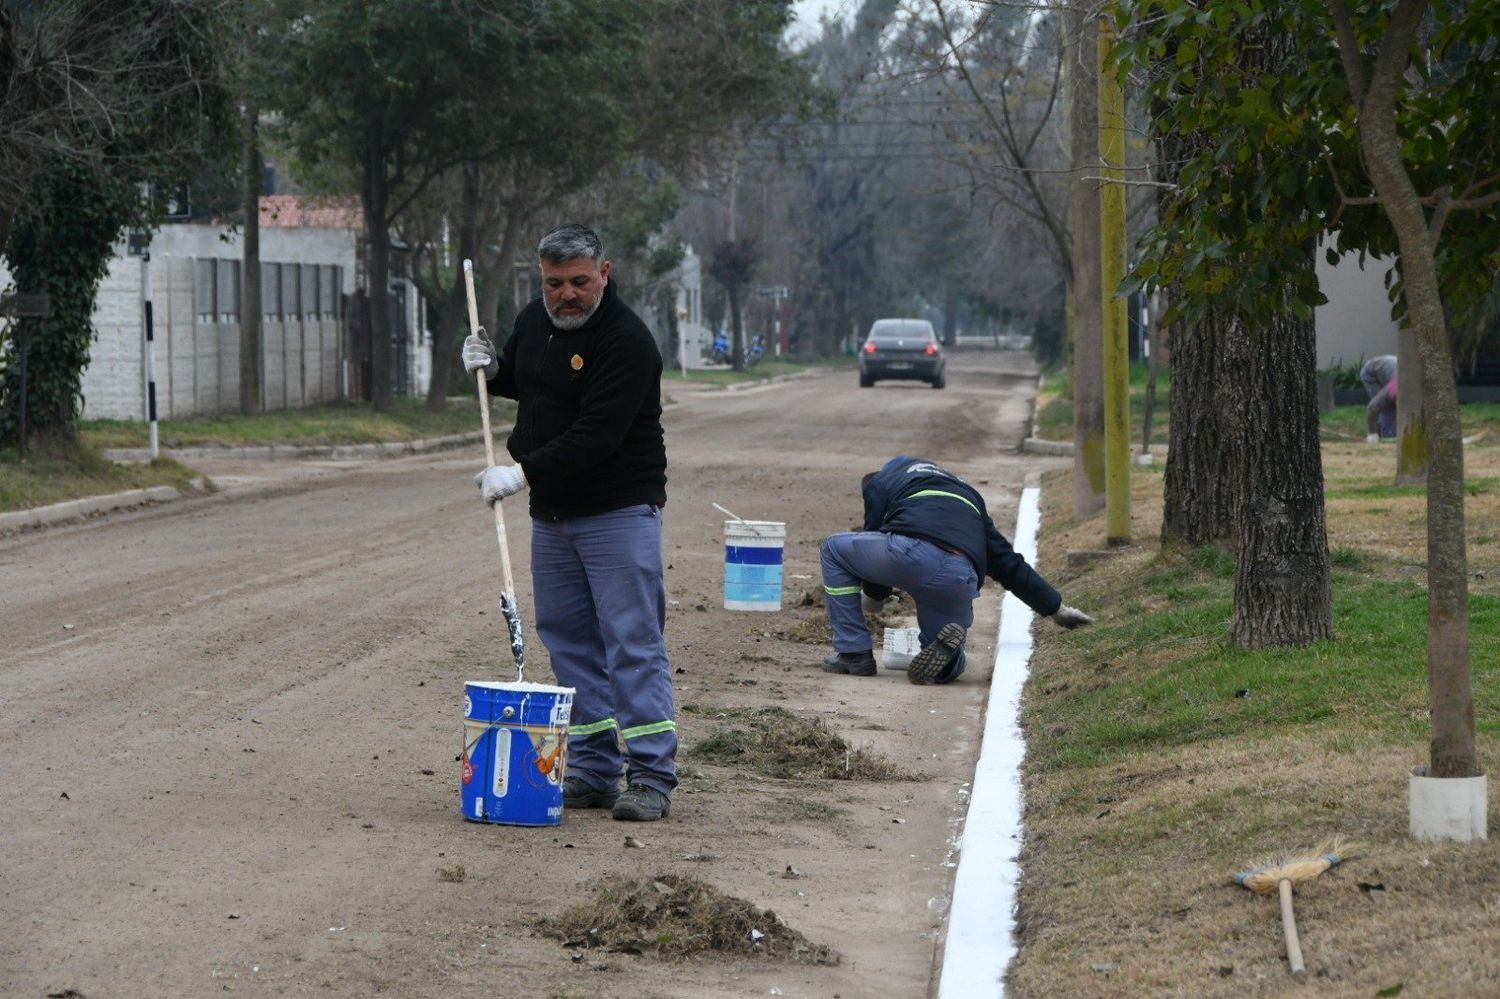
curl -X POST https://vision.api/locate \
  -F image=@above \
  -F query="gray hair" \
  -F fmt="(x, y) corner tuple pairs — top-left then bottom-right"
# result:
(537, 223), (604, 265)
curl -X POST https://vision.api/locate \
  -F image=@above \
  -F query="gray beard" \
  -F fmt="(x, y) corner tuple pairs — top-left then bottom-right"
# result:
(544, 296), (600, 331)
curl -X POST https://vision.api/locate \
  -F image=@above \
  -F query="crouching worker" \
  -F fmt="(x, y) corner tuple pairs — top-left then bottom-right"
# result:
(820, 455), (1093, 684)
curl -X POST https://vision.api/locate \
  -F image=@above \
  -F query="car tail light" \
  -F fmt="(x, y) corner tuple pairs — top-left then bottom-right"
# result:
(863, 341), (878, 354)
(924, 343), (938, 356)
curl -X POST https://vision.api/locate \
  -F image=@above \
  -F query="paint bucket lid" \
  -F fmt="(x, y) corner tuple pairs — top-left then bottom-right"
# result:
(725, 520), (786, 541)
(465, 680), (576, 697)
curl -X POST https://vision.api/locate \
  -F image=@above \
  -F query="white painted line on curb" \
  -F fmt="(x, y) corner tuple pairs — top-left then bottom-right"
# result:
(937, 485), (1041, 999)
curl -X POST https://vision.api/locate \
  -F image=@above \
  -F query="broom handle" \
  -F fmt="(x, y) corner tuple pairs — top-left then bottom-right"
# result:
(463, 261), (519, 613)
(1278, 878), (1306, 974)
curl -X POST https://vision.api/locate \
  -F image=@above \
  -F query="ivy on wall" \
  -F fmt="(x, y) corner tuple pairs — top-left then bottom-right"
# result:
(0, 161), (136, 448)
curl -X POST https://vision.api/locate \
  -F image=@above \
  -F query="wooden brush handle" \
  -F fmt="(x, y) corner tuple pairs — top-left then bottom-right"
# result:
(1279, 878), (1305, 974)
(463, 261), (521, 679)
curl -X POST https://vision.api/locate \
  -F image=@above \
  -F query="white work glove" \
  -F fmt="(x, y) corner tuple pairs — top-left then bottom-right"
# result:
(1365, 433), (1380, 444)
(462, 330), (499, 379)
(474, 464), (527, 505)
(1052, 605), (1094, 629)
(861, 593), (885, 615)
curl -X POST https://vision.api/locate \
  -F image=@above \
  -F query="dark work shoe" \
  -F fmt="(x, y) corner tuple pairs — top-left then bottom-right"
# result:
(612, 783), (671, 822)
(563, 775), (619, 809)
(821, 650), (877, 676)
(908, 623), (966, 685)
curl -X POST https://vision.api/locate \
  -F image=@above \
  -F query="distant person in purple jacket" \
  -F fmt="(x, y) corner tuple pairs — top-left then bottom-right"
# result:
(1360, 354), (1397, 441)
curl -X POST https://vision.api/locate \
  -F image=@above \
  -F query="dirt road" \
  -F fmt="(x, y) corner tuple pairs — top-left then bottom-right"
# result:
(1, 345), (1057, 999)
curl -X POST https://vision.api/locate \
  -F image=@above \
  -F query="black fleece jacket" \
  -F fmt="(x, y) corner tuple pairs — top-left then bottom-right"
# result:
(487, 280), (667, 520)
(861, 455), (1062, 616)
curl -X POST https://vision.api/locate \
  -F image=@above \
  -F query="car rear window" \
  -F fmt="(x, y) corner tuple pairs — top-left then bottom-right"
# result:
(869, 320), (934, 342)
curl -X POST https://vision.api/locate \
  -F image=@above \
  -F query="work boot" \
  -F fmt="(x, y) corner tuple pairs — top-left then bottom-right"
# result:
(821, 649), (877, 676)
(562, 775), (619, 810)
(612, 783), (671, 822)
(908, 623), (966, 685)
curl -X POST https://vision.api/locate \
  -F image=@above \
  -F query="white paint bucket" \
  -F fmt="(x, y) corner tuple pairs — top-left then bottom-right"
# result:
(881, 627), (921, 670)
(723, 520), (786, 611)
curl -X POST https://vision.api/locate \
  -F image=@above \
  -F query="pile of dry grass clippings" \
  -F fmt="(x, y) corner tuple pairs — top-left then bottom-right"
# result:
(688, 706), (911, 781)
(540, 874), (839, 965)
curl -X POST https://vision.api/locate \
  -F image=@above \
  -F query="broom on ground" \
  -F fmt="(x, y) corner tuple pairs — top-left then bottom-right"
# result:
(1233, 840), (1348, 975)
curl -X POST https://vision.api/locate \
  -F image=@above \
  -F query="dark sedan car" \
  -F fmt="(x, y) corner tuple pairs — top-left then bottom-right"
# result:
(858, 318), (946, 388)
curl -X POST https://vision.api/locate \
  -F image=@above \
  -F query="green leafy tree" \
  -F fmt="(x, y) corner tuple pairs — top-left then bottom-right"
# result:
(268, 0), (534, 412)
(0, 0), (233, 450)
(318, 1), (812, 408)
(1114, 0), (1499, 777)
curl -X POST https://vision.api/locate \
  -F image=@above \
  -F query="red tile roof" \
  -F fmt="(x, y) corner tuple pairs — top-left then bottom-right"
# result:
(258, 195), (362, 229)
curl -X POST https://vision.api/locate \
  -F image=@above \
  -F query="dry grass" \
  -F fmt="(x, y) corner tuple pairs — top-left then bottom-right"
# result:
(1011, 437), (1500, 997)
(538, 873), (839, 965)
(776, 586), (916, 648)
(684, 705), (913, 781)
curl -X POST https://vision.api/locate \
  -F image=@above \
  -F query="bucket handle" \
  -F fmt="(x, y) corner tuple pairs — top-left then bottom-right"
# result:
(714, 501), (768, 537)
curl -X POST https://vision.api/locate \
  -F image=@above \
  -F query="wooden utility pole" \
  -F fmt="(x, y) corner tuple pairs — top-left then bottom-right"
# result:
(241, 100), (264, 415)
(1067, 6), (1104, 521)
(1098, 20), (1131, 545)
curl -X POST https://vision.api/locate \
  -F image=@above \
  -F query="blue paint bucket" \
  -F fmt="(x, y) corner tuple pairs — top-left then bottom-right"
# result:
(724, 520), (786, 611)
(461, 681), (574, 826)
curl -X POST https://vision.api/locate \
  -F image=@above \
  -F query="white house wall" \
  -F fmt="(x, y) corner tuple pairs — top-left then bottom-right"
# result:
(1314, 244), (1399, 372)
(0, 223), (363, 421)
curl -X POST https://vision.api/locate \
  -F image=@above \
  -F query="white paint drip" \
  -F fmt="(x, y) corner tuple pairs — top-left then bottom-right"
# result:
(937, 485), (1041, 999)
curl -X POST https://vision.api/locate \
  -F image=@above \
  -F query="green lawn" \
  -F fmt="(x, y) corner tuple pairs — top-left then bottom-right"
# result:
(1013, 448), (1500, 995)
(1036, 371), (1500, 447)
(1027, 544), (1499, 777)
(1, 442), (202, 513)
(79, 396), (510, 450)
(1319, 399), (1500, 441)
(1035, 362), (1171, 445)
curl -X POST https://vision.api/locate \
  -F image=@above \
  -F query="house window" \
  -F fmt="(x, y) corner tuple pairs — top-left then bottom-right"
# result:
(217, 258), (240, 322)
(196, 259), (217, 321)
(322, 265), (339, 318)
(261, 261), (281, 320)
(281, 263), (301, 318)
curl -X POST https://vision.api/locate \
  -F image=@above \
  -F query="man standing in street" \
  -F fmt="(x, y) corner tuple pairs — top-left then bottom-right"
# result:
(820, 455), (1094, 684)
(462, 223), (676, 822)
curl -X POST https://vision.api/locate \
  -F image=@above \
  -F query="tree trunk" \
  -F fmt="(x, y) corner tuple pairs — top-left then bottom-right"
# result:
(363, 117), (394, 413)
(478, 206), (523, 336)
(1395, 325), (1426, 484)
(728, 283), (745, 372)
(1225, 276), (1332, 647)
(240, 102), (263, 415)
(1067, 6), (1105, 521)
(1335, 0), (1475, 778)
(424, 162), (480, 414)
(1161, 302), (1236, 545)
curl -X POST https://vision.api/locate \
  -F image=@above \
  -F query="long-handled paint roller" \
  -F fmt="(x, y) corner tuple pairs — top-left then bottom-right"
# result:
(463, 259), (525, 682)
(712, 501), (767, 536)
(1233, 841), (1347, 975)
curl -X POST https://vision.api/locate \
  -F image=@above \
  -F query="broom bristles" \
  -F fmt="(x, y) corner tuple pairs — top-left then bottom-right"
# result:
(1233, 839), (1351, 894)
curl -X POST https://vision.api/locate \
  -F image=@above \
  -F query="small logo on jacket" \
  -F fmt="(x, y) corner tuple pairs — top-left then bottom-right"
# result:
(570, 354), (584, 371)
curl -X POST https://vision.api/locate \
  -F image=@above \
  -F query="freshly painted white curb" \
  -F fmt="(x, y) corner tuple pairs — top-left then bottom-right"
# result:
(0, 485), (180, 533)
(938, 485), (1042, 999)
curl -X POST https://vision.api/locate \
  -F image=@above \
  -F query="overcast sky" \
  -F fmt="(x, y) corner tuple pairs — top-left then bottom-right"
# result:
(787, 0), (856, 46)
